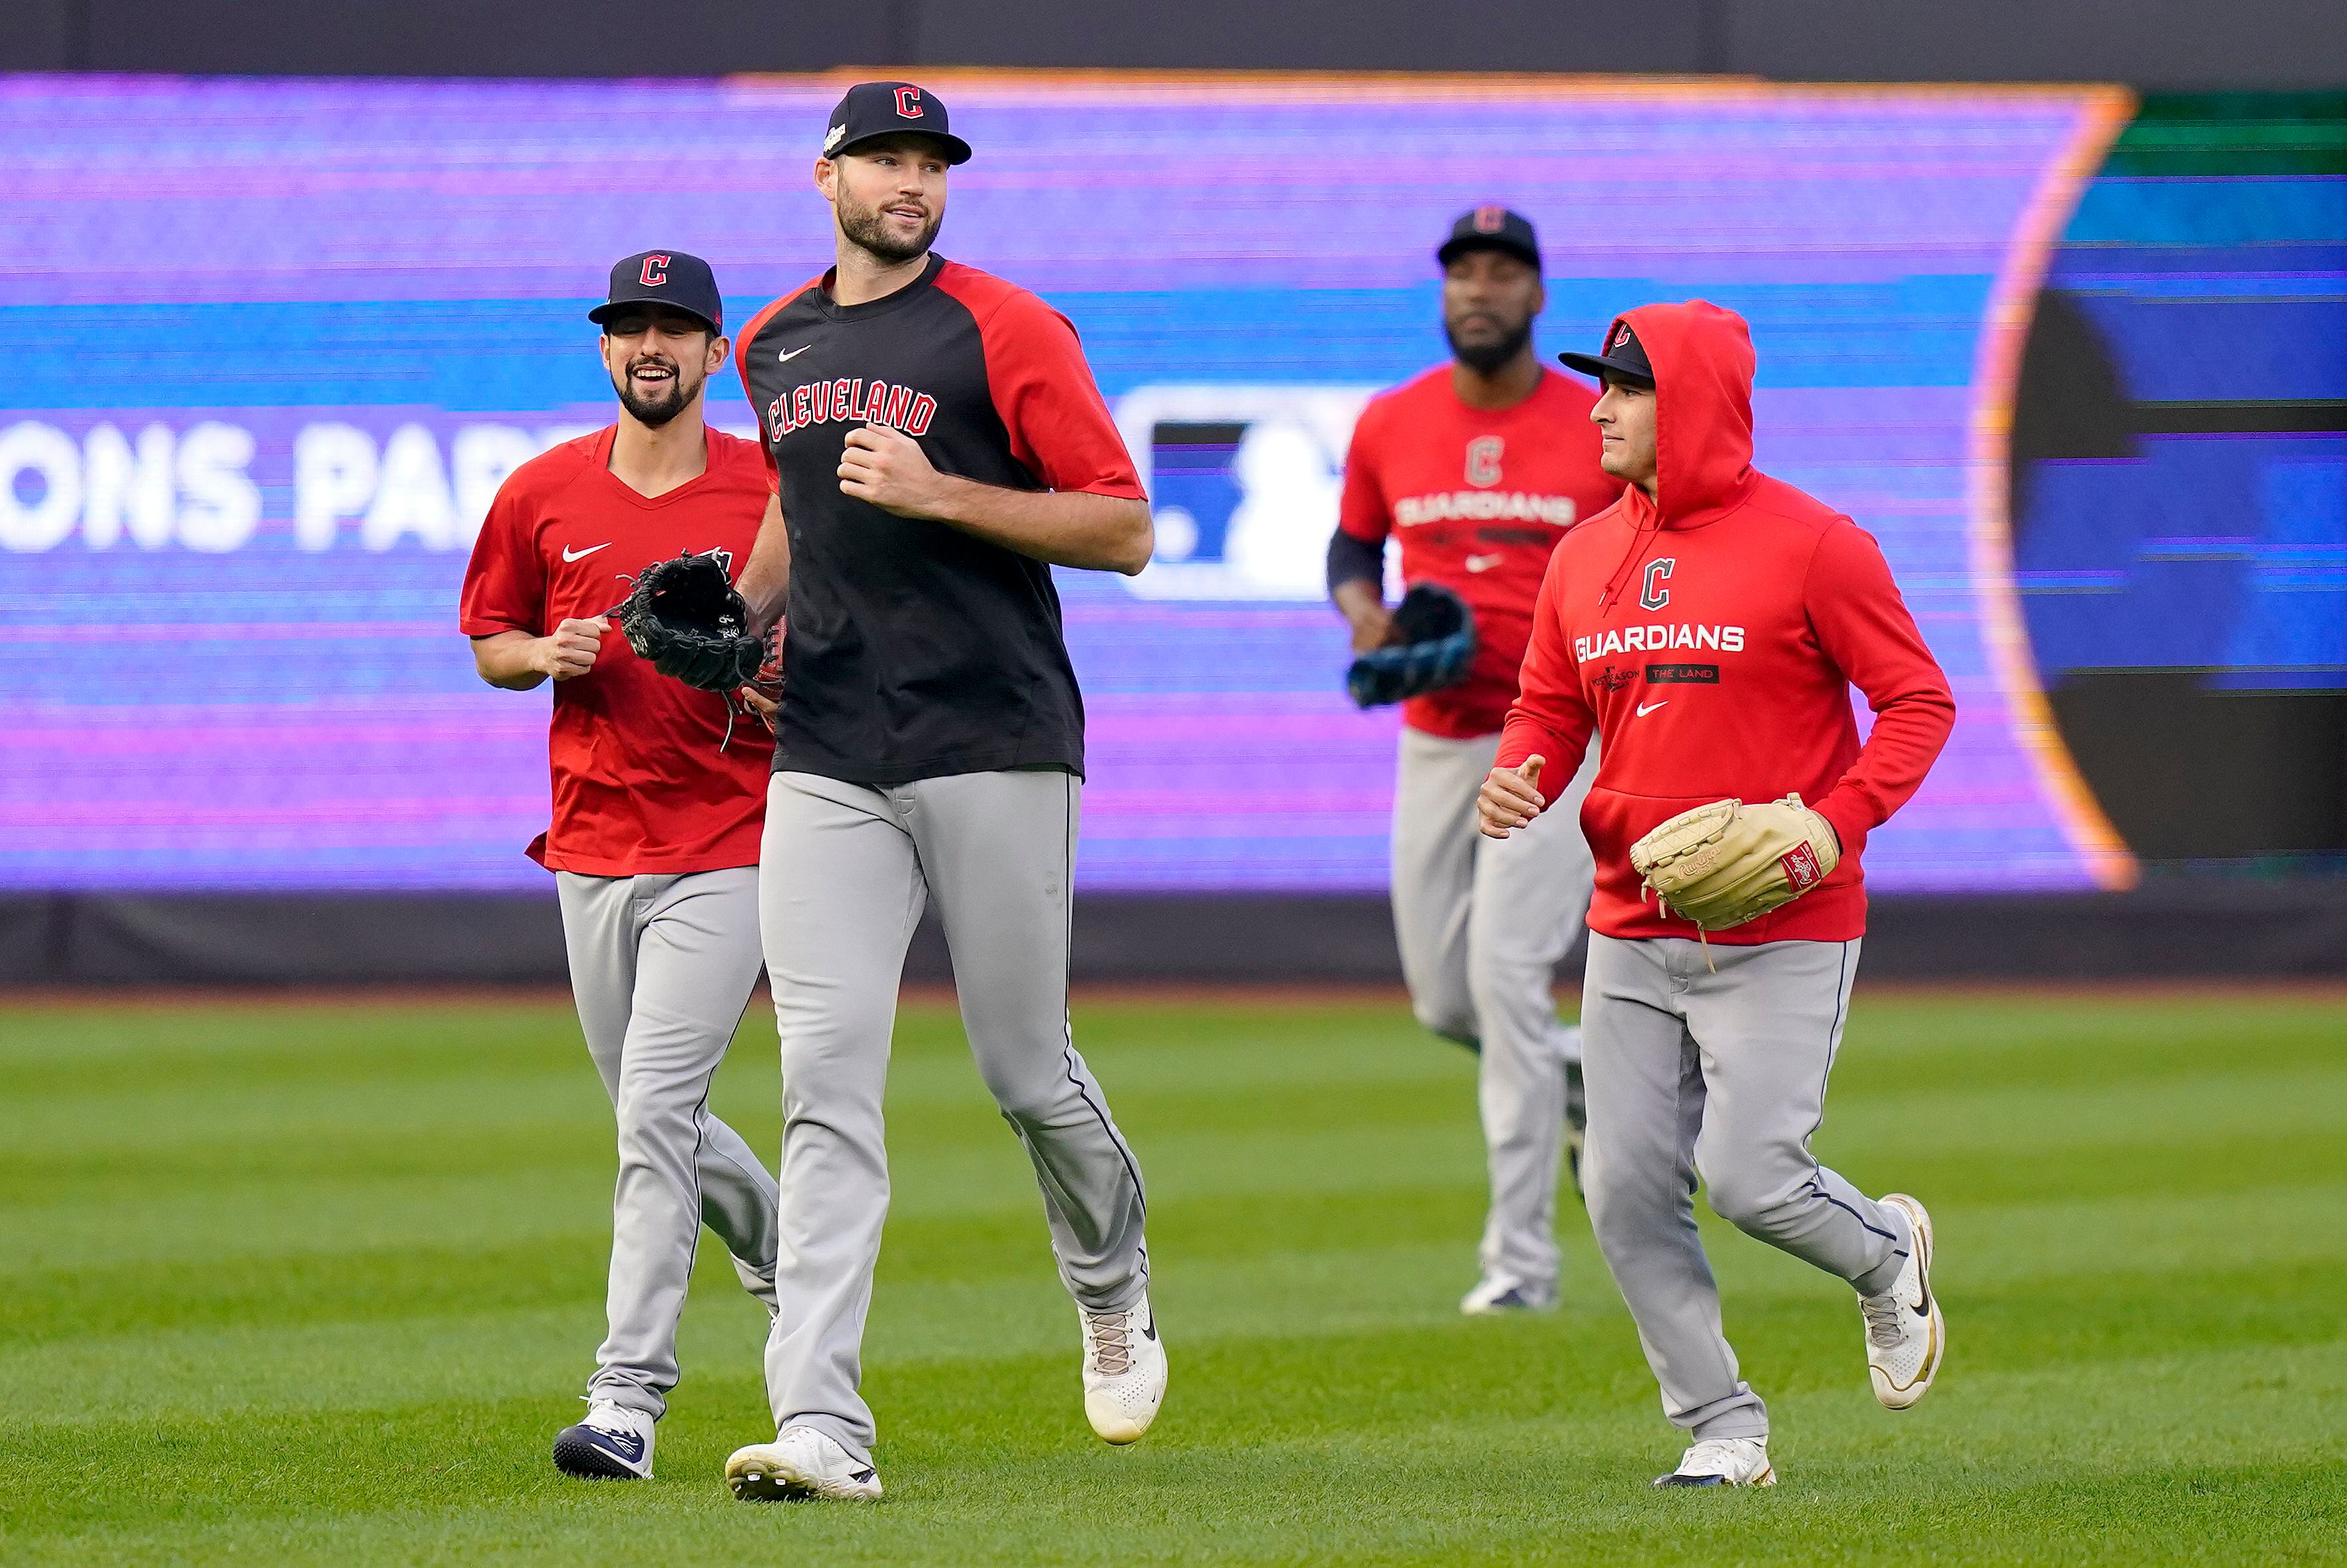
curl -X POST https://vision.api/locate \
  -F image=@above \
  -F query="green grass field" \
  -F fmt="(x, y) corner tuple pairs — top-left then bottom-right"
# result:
(4, 986), (2344, 1565)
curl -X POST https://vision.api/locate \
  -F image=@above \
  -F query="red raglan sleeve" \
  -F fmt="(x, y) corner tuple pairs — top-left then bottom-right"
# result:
(979, 292), (1146, 498)
(734, 289), (809, 492)
(1494, 544), (1598, 798)
(736, 348), (777, 491)
(1335, 399), (1390, 546)
(1803, 520), (1956, 857)
(459, 471), (546, 638)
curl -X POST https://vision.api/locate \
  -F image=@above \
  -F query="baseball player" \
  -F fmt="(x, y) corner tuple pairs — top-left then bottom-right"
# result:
(1478, 303), (1957, 1488)
(715, 82), (1162, 1503)
(1329, 208), (1617, 1314)
(459, 252), (781, 1481)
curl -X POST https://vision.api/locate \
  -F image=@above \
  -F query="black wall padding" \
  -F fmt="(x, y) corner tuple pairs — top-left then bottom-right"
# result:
(3, 882), (2341, 986)
(5, 0), (2344, 87)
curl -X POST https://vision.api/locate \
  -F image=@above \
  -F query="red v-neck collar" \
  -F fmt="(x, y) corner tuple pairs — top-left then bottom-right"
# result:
(592, 424), (720, 508)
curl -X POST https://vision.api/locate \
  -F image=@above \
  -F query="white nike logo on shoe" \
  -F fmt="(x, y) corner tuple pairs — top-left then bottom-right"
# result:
(777, 345), (813, 363)
(594, 1430), (645, 1462)
(562, 542), (611, 562)
(1635, 700), (1668, 717)
(1464, 553), (1504, 573)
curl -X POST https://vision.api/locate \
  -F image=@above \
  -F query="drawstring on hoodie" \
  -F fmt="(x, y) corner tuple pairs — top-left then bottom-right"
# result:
(1600, 512), (1665, 611)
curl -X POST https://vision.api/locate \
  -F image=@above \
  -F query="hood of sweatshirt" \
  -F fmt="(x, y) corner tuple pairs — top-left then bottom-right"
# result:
(1617, 299), (1759, 528)
(1595, 299), (1762, 610)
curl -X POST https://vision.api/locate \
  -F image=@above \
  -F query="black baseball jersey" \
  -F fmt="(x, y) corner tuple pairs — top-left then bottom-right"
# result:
(734, 253), (1144, 786)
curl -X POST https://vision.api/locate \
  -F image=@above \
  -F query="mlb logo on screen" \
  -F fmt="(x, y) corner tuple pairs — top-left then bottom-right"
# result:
(1112, 385), (1378, 602)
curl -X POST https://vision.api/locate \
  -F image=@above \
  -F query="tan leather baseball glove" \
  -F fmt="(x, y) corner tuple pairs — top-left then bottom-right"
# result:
(1629, 793), (1842, 932)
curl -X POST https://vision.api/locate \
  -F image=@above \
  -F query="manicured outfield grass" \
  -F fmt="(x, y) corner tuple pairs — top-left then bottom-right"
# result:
(3, 986), (2344, 1565)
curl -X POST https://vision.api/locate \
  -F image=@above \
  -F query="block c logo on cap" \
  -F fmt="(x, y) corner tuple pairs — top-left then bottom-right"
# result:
(1472, 205), (1505, 233)
(895, 87), (924, 118)
(1610, 322), (1633, 351)
(640, 255), (670, 288)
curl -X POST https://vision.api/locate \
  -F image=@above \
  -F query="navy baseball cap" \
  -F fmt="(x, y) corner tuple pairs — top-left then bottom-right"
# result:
(1437, 206), (1540, 270)
(823, 81), (972, 166)
(589, 250), (723, 334)
(1561, 319), (1655, 388)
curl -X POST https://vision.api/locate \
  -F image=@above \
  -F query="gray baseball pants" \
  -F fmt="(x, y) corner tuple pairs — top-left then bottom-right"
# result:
(1391, 727), (1598, 1294)
(556, 866), (782, 1422)
(1580, 931), (1912, 1440)
(757, 767), (1149, 1465)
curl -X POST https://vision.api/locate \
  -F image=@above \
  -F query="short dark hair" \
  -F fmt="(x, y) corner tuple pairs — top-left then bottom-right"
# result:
(833, 130), (957, 162)
(599, 302), (718, 340)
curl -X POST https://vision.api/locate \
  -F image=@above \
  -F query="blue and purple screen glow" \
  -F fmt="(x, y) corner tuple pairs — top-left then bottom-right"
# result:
(1, 76), (2123, 892)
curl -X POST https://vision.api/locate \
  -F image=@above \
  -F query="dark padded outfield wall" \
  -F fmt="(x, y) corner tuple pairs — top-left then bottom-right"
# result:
(6, 0), (2344, 84)
(5, 886), (2347, 986)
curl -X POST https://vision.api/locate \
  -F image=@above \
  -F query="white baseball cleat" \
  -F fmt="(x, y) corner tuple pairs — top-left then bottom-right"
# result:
(1653, 1436), (1777, 1489)
(552, 1400), (654, 1480)
(1080, 1292), (1167, 1444)
(1460, 1276), (1558, 1315)
(724, 1426), (882, 1502)
(1861, 1192), (1945, 1410)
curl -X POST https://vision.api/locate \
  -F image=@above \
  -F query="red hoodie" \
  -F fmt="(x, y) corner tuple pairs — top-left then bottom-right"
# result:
(1496, 301), (1955, 944)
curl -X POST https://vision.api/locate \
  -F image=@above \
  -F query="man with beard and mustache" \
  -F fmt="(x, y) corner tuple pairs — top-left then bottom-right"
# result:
(718, 83), (1161, 1504)
(1327, 208), (1618, 1316)
(461, 250), (781, 1483)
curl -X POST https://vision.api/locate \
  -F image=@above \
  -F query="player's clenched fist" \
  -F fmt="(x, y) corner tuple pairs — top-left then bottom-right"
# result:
(1478, 754), (1547, 839)
(538, 616), (607, 681)
(838, 421), (948, 518)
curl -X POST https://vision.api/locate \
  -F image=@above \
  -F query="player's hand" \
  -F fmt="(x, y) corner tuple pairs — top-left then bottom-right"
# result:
(538, 616), (606, 681)
(1478, 755), (1546, 839)
(736, 685), (779, 726)
(1345, 600), (1397, 655)
(838, 421), (948, 518)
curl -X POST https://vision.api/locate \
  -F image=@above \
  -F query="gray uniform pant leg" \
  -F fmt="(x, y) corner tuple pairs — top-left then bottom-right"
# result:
(758, 769), (1148, 1466)
(1467, 744), (1597, 1289)
(556, 867), (779, 1421)
(1580, 931), (1905, 1442)
(1390, 727), (1598, 1293)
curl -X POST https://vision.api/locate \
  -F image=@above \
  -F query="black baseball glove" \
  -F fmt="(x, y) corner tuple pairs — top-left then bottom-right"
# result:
(614, 551), (765, 693)
(1345, 582), (1479, 707)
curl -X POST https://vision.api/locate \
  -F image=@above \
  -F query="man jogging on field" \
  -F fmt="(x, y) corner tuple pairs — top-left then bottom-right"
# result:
(1330, 206), (1614, 1316)
(1479, 302), (1956, 1489)
(716, 82), (1163, 1503)
(461, 252), (781, 1482)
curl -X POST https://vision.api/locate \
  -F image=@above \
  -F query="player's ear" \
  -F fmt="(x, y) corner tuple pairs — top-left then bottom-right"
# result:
(705, 333), (730, 375)
(813, 156), (836, 200)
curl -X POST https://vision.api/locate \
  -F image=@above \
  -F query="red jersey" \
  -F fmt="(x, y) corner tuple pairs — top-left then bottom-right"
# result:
(1496, 301), (1956, 944)
(459, 426), (773, 877)
(1337, 365), (1618, 737)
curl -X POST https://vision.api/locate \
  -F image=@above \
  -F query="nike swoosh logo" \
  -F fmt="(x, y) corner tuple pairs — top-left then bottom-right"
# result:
(1464, 554), (1504, 573)
(1142, 1322), (1158, 1342)
(562, 542), (611, 562)
(777, 345), (813, 363)
(1635, 700), (1668, 717)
